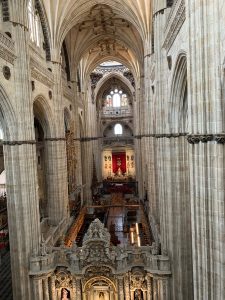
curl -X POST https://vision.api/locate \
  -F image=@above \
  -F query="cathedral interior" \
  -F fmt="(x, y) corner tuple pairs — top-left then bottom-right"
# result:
(0, 0), (224, 299)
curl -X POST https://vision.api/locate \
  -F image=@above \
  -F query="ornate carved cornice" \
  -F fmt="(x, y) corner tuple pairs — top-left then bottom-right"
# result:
(0, 31), (16, 64)
(215, 134), (225, 144)
(30, 57), (54, 88)
(187, 134), (225, 144)
(163, 0), (185, 51)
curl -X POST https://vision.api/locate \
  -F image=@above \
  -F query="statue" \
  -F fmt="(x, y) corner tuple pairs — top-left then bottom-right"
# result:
(134, 289), (143, 300)
(99, 292), (105, 300)
(61, 288), (70, 299)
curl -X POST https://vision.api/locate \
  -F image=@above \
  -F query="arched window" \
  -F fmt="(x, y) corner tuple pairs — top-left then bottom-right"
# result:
(0, 128), (3, 140)
(113, 93), (120, 107)
(114, 124), (123, 135)
(28, 0), (42, 47)
(105, 89), (128, 108)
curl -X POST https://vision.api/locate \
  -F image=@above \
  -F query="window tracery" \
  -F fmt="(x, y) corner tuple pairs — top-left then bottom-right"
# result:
(105, 89), (128, 108)
(28, 0), (43, 47)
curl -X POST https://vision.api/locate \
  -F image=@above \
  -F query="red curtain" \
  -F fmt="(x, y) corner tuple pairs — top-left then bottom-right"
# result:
(112, 152), (126, 174)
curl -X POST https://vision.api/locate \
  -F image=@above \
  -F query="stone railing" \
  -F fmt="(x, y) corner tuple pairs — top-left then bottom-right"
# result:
(102, 107), (133, 118)
(103, 136), (134, 146)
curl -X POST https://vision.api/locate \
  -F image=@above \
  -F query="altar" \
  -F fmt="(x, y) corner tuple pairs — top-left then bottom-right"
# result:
(102, 149), (135, 180)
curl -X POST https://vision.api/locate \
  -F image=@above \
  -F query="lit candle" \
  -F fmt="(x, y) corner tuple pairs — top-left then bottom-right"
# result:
(137, 236), (141, 247)
(130, 230), (134, 244)
(135, 223), (139, 235)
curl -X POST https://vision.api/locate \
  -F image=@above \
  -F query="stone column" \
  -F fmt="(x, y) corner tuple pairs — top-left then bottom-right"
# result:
(152, 278), (158, 300)
(186, 0), (225, 299)
(45, 139), (69, 225)
(76, 278), (82, 300)
(146, 276), (152, 300)
(71, 276), (77, 300)
(143, 291), (147, 300)
(110, 290), (114, 300)
(43, 277), (50, 300)
(124, 275), (130, 300)
(3, 5), (41, 298)
(45, 60), (69, 225)
(118, 277), (124, 300)
(158, 278), (169, 300)
(130, 291), (134, 300)
(33, 276), (44, 300)
(50, 275), (56, 300)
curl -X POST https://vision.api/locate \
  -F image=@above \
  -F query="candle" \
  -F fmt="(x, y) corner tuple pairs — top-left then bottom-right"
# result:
(130, 230), (134, 244)
(137, 236), (141, 247)
(135, 223), (139, 235)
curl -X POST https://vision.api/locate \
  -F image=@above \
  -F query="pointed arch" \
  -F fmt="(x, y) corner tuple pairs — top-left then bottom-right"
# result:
(33, 95), (54, 138)
(35, 0), (52, 60)
(169, 52), (187, 132)
(0, 85), (16, 140)
(64, 107), (71, 132)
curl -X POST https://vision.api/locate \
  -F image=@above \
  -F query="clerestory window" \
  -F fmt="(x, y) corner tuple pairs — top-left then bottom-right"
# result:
(28, 0), (42, 47)
(114, 124), (123, 135)
(105, 89), (128, 108)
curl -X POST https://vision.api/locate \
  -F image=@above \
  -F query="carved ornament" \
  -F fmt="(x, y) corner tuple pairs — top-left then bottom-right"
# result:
(163, 0), (185, 51)
(0, 31), (16, 65)
(30, 58), (54, 88)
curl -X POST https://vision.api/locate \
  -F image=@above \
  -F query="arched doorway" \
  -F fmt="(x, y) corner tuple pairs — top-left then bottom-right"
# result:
(83, 276), (117, 300)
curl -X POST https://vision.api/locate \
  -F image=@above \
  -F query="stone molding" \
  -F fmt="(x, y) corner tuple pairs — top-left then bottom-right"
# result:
(3, 137), (67, 145)
(30, 57), (54, 88)
(134, 133), (187, 139)
(45, 137), (66, 141)
(134, 133), (225, 144)
(0, 31), (16, 64)
(187, 134), (225, 144)
(72, 133), (225, 144)
(3, 140), (36, 145)
(163, 0), (185, 51)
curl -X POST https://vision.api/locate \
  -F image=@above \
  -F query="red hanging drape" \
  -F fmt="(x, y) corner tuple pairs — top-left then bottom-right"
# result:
(112, 152), (126, 174)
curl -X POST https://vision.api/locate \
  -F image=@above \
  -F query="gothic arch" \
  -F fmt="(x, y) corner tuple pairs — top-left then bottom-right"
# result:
(95, 72), (135, 99)
(35, 0), (52, 60)
(62, 41), (71, 81)
(83, 275), (117, 293)
(0, 85), (16, 140)
(95, 73), (135, 114)
(103, 121), (133, 136)
(169, 52), (187, 132)
(64, 107), (71, 132)
(33, 95), (54, 138)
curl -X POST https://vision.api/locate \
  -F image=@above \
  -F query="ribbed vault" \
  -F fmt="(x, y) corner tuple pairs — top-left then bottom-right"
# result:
(42, 0), (152, 51)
